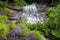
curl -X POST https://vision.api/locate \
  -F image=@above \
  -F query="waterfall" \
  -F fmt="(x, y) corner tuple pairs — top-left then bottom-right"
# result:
(22, 3), (44, 24)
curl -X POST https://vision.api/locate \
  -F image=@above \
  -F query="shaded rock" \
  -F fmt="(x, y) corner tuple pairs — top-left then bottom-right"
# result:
(6, 20), (18, 24)
(7, 11), (18, 17)
(28, 32), (37, 40)
(37, 4), (48, 12)
(7, 11), (22, 24)
(8, 16), (19, 20)
(7, 26), (24, 40)
(0, 10), (9, 15)
(6, 26), (37, 40)
(8, 11), (20, 20)
(7, 5), (23, 12)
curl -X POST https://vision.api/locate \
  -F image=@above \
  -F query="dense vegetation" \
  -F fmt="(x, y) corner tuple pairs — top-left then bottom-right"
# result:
(0, 15), (16, 39)
(0, 0), (60, 40)
(0, 0), (60, 6)
(18, 4), (60, 40)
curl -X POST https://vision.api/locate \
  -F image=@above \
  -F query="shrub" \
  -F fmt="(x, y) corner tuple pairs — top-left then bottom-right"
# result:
(18, 17), (28, 29)
(0, 23), (9, 39)
(0, 15), (9, 38)
(32, 31), (44, 40)
(45, 4), (60, 39)
(26, 22), (43, 31)
(4, 8), (13, 13)
(0, 0), (8, 10)
(0, 15), (8, 23)
(13, 0), (27, 6)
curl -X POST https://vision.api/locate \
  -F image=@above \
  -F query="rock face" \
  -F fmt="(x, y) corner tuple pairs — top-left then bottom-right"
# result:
(7, 10), (22, 23)
(0, 4), (49, 40)
(37, 4), (48, 12)
(8, 12), (20, 20)
(0, 10), (9, 15)
(6, 26), (37, 40)
(7, 5), (23, 12)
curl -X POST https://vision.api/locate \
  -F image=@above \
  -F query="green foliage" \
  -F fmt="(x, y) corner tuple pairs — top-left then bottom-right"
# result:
(13, 0), (27, 6)
(0, 0), (60, 40)
(0, 15), (8, 23)
(18, 4), (60, 40)
(4, 8), (13, 13)
(0, 1), (12, 13)
(18, 18), (28, 29)
(52, 30), (60, 38)
(22, 29), (30, 37)
(24, 0), (35, 4)
(0, 15), (8, 38)
(0, 3), (6, 10)
(26, 22), (43, 30)
(47, 8), (57, 18)
(9, 22), (16, 29)
(0, 0), (8, 10)
(45, 4), (60, 38)
(0, 15), (16, 39)
(32, 31), (44, 40)
(0, 23), (9, 38)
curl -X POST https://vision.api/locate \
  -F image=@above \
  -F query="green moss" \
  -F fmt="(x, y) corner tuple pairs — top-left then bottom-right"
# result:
(4, 8), (13, 13)
(47, 8), (57, 18)
(26, 22), (43, 30)
(32, 31), (44, 40)
(18, 17), (28, 29)
(9, 22), (16, 29)
(0, 15), (8, 23)
(22, 29), (30, 37)
(0, 23), (9, 39)
(13, 0), (27, 6)
(0, 15), (9, 38)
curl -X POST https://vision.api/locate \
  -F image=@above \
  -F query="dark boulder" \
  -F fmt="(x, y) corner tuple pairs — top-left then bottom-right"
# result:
(6, 26), (37, 40)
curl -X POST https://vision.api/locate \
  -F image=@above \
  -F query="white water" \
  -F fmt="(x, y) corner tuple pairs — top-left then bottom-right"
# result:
(22, 4), (44, 24)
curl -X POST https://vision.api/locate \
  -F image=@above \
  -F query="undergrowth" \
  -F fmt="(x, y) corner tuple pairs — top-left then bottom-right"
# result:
(0, 15), (16, 39)
(18, 4), (60, 40)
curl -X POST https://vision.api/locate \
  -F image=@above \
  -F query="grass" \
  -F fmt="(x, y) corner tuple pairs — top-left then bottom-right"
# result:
(32, 31), (44, 40)
(0, 15), (16, 39)
(22, 29), (30, 37)
(9, 22), (16, 29)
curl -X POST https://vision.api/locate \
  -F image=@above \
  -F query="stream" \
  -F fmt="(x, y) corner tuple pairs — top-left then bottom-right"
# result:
(20, 3), (44, 24)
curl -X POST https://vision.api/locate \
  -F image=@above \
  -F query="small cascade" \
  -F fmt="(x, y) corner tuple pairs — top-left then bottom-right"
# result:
(22, 3), (44, 24)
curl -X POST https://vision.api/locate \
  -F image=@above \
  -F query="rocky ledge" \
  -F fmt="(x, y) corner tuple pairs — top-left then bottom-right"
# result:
(0, 4), (50, 40)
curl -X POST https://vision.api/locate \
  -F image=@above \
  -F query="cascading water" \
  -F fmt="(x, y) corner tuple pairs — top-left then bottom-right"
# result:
(22, 4), (44, 24)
